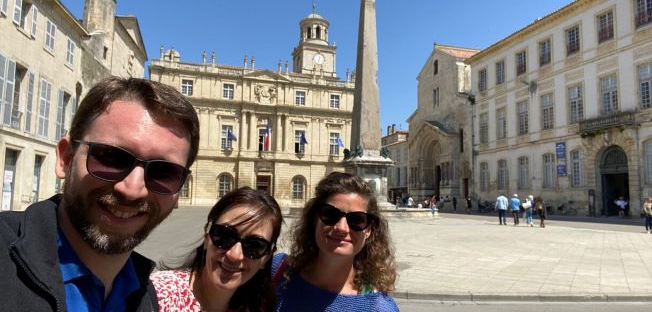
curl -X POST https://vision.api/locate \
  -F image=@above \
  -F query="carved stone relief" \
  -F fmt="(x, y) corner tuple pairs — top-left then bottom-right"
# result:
(254, 84), (278, 104)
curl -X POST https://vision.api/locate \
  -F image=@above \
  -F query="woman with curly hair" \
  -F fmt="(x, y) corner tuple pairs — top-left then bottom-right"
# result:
(272, 172), (398, 311)
(151, 187), (283, 312)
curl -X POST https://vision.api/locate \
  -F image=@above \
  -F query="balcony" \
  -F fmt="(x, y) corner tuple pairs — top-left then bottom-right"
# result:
(578, 111), (635, 136)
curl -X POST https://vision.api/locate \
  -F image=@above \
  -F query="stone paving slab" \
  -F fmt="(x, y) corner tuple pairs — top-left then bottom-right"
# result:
(137, 207), (652, 302)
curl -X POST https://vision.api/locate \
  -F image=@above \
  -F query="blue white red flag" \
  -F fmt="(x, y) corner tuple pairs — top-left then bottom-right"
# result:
(264, 122), (271, 151)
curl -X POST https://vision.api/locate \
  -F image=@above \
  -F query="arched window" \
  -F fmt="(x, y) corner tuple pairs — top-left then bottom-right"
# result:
(306, 27), (312, 39)
(217, 173), (233, 197)
(316, 26), (321, 39)
(292, 176), (306, 200)
(517, 157), (529, 189)
(570, 149), (584, 187)
(180, 175), (191, 198)
(433, 60), (438, 75)
(543, 153), (556, 188)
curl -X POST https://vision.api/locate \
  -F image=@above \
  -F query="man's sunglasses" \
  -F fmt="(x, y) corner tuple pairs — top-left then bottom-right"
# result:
(208, 223), (274, 259)
(75, 140), (190, 195)
(316, 203), (376, 231)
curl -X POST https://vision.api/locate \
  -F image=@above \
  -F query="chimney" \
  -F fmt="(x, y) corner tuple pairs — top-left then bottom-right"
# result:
(243, 56), (248, 69)
(392, 124), (396, 133)
(387, 125), (391, 136)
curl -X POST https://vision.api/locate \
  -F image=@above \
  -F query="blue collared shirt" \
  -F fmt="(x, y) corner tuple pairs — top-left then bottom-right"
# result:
(57, 228), (140, 312)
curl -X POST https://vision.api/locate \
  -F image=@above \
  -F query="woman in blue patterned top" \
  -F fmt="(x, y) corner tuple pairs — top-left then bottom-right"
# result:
(272, 172), (399, 311)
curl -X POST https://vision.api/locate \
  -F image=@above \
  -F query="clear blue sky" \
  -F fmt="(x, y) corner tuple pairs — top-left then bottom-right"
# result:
(61, 0), (571, 132)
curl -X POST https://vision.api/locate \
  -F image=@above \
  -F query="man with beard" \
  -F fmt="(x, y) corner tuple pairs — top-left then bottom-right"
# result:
(0, 77), (199, 311)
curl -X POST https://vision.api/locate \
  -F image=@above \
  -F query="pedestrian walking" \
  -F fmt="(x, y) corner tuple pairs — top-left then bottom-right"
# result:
(524, 195), (534, 227)
(535, 196), (546, 227)
(430, 194), (438, 216)
(644, 197), (652, 234)
(466, 197), (472, 213)
(452, 197), (458, 211)
(495, 193), (508, 225)
(510, 194), (521, 226)
(438, 196), (446, 212)
(615, 196), (628, 218)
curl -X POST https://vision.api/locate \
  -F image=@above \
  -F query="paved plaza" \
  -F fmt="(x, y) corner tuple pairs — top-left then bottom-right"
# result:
(137, 208), (652, 302)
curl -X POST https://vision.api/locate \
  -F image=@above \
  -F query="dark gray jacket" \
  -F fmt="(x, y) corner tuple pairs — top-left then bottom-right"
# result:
(0, 195), (159, 311)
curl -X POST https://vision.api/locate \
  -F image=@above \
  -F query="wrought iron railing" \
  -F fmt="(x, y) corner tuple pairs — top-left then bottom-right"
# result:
(578, 111), (635, 135)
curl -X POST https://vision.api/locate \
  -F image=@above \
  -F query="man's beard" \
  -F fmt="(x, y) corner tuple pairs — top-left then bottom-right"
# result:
(61, 177), (172, 255)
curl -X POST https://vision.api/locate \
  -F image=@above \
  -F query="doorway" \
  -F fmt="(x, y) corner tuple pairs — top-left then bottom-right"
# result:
(256, 175), (271, 194)
(600, 146), (629, 216)
(2, 149), (19, 211)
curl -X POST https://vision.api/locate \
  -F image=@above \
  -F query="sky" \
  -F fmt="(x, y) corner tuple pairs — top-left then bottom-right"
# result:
(61, 0), (572, 132)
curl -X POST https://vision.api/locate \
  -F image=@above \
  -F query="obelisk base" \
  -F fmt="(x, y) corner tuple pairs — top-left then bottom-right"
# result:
(344, 153), (394, 210)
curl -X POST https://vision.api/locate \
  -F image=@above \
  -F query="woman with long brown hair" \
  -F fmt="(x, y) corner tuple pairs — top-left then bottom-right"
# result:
(151, 187), (283, 312)
(272, 172), (398, 311)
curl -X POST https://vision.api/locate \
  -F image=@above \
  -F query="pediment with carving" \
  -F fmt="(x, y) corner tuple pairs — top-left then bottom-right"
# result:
(254, 84), (278, 104)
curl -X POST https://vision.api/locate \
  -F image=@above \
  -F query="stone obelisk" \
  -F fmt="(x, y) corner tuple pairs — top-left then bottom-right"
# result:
(345, 0), (393, 207)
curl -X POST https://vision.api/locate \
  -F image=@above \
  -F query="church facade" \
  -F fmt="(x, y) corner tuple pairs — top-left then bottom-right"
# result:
(467, 0), (652, 217)
(150, 11), (355, 208)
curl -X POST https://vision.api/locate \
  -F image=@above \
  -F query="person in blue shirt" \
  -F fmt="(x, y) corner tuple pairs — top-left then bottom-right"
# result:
(495, 193), (509, 225)
(510, 194), (522, 226)
(272, 172), (399, 312)
(0, 77), (200, 311)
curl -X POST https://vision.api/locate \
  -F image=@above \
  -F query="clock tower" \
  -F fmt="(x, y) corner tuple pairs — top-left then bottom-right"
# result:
(292, 9), (337, 77)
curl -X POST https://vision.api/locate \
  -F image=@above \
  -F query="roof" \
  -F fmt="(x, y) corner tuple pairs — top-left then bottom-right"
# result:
(436, 44), (480, 60)
(467, 0), (584, 64)
(426, 120), (457, 135)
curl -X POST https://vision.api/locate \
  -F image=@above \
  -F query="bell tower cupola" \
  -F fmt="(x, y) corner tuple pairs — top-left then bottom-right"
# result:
(292, 2), (337, 77)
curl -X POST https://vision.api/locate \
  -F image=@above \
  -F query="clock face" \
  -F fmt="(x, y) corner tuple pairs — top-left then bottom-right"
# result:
(313, 54), (324, 65)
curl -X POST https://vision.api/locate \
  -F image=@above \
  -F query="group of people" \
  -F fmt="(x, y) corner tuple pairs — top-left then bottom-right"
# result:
(495, 193), (546, 227)
(0, 77), (398, 311)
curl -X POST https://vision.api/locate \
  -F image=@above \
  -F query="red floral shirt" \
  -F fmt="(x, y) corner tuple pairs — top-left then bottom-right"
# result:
(150, 269), (202, 312)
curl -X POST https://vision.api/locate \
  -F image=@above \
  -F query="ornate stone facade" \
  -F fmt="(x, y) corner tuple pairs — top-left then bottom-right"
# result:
(150, 11), (354, 208)
(467, 0), (652, 217)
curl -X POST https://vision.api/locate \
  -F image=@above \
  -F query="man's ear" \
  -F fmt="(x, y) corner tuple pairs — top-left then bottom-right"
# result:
(55, 138), (74, 179)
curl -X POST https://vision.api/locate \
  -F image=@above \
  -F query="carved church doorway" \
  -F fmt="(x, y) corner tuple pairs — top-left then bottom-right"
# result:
(600, 146), (629, 216)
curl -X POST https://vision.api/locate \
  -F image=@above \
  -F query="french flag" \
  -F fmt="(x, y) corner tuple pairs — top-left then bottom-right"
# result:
(264, 121), (271, 151)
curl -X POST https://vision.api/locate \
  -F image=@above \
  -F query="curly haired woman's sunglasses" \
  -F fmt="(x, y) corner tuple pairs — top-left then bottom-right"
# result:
(208, 223), (274, 259)
(316, 203), (376, 231)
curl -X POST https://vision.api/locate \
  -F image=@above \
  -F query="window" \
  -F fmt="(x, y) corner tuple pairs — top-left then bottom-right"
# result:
(66, 39), (75, 66)
(635, 0), (652, 28)
(568, 85), (584, 123)
(646, 140), (652, 184)
(543, 153), (556, 188)
(600, 74), (618, 114)
(292, 176), (305, 200)
(258, 128), (271, 152)
(294, 130), (306, 154)
(539, 39), (551, 66)
(495, 60), (505, 85)
(12, 0), (21, 25)
(0, 0), (7, 16)
(330, 94), (340, 109)
(570, 149), (584, 187)
(55, 90), (71, 140)
(432, 88), (439, 106)
(37, 78), (51, 137)
(478, 68), (487, 91)
(516, 50), (527, 76)
(217, 174), (232, 197)
(295, 91), (306, 106)
(0, 54), (17, 128)
(221, 125), (234, 150)
(480, 162), (489, 191)
(497, 159), (508, 190)
(541, 93), (554, 130)
(640, 64), (652, 108)
(181, 79), (193, 96)
(479, 113), (488, 143)
(32, 155), (44, 203)
(223, 83), (234, 99)
(31, 6), (37, 37)
(597, 10), (614, 43)
(496, 108), (506, 140)
(566, 25), (580, 56)
(517, 100), (528, 135)
(480, 113), (489, 143)
(25, 72), (34, 133)
(45, 19), (56, 52)
(433, 60), (438, 75)
(179, 177), (190, 198)
(518, 156), (529, 189)
(329, 133), (340, 155)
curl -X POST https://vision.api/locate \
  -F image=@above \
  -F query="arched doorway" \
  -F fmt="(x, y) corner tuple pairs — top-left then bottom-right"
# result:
(600, 146), (629, 216)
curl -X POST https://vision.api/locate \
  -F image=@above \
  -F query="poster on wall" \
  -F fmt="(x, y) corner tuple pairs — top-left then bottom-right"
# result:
(2, 170), (14, 211)
(556, 142), (567, 176)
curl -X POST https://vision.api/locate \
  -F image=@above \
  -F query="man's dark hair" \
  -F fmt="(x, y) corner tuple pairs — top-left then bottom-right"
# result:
(69, 77), (200, 166)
